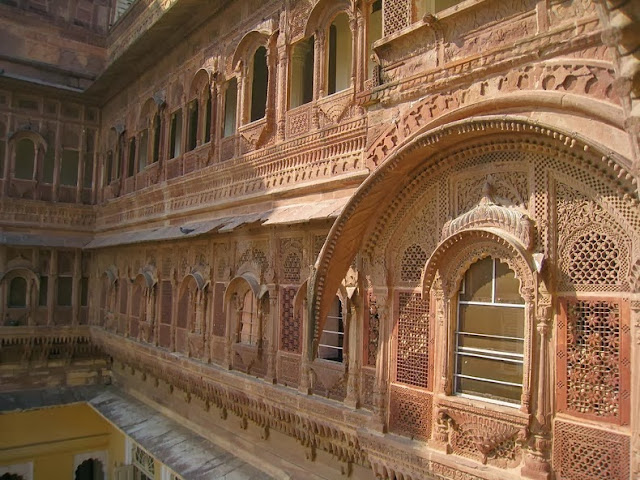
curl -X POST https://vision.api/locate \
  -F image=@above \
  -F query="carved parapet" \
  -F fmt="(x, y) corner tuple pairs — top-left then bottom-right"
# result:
(436, 398), (529, 467)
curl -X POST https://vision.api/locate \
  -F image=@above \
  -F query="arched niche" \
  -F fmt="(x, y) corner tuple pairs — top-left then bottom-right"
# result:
(224, 273), (269, 372)
(308, 116), (638, 364)
(304, 0), (352, 38)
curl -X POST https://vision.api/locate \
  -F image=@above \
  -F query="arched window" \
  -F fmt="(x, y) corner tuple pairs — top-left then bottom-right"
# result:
(169, 110), (183, 158)
(8, 277), (27, 308)
(127, 137), (136, 177)
(138, 129), (148, 171)
(223, 78), (238, 137)
(318, 295), (344, 362)
(455, 257), (524, 406)
(250, 46), (268, 122)
(239, 290), (258, 345)
(75, 458), (104, 480)
(15, 138), (35, 180)
(152, 114), (161, 163)
(204, 88), (212, 144)
(105, 150), (113, 184)
(187, 99), (198, 151)
(290, 36), (314, 108)
(327, 13), (352, 95)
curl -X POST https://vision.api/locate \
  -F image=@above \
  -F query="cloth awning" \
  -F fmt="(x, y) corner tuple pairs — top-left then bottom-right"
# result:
(0, 232), (91, 248)
(86, 197), (349, 249)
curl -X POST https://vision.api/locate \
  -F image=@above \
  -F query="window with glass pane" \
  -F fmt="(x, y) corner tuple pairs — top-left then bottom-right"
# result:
(239, 290), (257, 345)
(455, 257), (524, 405)
(318, 296), (344, 362)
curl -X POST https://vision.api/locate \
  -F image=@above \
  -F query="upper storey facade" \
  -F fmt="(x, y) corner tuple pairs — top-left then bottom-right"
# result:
(1, 0), (636, 237)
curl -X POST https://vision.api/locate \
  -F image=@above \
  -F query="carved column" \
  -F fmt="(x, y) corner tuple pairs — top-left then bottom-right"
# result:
(26, 276), (34, 326)
(265, 36), (279, 132)
(276, 43), (289, 141)
(147, 285), (157, 345)
(209, 80), (218, 163)
(521, 287), (552, 480)
(299, 294), (313, 394)
(372, 292), (389, 428)
(312, 30), (325, 129)
(265, 288), (278, 383)
(170, 269), (178, 352)
(355, 6), (366, 92)
(345, 294), (361, 408)
(223, 293), (239, 369)
(433, 281), (450, 394)
(349, 15), (358, 91)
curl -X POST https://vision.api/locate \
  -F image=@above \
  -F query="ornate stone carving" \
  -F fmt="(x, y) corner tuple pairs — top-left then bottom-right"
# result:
(443, 178), (534, 251)
(437, 400), (528, 467)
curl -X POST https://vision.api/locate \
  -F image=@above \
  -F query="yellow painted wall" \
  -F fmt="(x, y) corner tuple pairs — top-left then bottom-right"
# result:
(0, 403), (124, 480)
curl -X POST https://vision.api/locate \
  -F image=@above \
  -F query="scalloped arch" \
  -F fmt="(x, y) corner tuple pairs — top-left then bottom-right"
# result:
(308, 116), (638, 361)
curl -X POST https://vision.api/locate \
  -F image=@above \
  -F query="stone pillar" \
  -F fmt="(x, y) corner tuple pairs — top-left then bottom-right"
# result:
(312, 30), (325, 130)
(521, 289), (552, 480)
(265, 36), (278, 128)
(345, 295), (361, 409)
(299, 295), (313, 394)
(209, 80), (218, 161)
(275, 43), (289, 141)
(355, 6), (366, 92)
(372, 292), (389, 429)
(349, 15), (358, 90)
(265, 289), (278, 383)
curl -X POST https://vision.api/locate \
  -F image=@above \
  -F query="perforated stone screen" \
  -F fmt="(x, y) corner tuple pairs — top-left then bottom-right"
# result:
(557, 298), (630, 425)
(395, 291), (430, 388)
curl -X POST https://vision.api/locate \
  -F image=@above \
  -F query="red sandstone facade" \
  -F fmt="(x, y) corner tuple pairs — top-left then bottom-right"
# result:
(0, 0), (639, 478)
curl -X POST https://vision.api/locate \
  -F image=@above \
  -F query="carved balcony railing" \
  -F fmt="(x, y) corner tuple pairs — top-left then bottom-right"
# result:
(58, 185), (77, 203)
(238, 117), (267, 155)
(285, 103), (312, 139)
(0, 325), (106, 367)
(165, 156), (183, 180)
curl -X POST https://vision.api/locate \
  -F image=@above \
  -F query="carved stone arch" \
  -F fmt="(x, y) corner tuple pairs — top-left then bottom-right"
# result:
(304, 0), (352, 37)
(104, 265), (118, 285)
(421, 227), (538, 412)
(365, 87), (629, 171)
(422, 228), (537, 300)
(232, 30), (272, 70)
(0, 267), (40, 289)
(309, 116), (637, 362)
(134, 266), (157, 290)
(224, 273), (264, 305)
(189, 68), (211, 98)
(138, 98), (157, 130)
(8, 129), (47, 154)
(178, 269), (209, 297)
